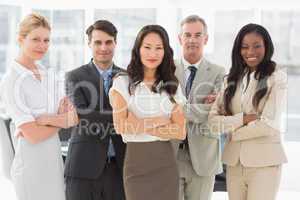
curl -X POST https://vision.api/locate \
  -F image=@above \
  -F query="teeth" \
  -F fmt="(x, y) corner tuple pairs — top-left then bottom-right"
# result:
(247, 57), (257, 61)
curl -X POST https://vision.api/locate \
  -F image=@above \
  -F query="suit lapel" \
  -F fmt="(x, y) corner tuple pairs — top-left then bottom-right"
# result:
(188, 59), (211, 101)
(87, 61), (102, 100)
(231, 80), (243, 114)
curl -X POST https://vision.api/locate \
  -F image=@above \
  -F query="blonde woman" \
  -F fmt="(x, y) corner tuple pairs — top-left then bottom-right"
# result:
(1, 13), (78, 200)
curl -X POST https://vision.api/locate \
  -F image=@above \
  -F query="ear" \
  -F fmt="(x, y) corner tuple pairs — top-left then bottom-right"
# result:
(204, 34), (209, 45)
(178, 34), (183, 46)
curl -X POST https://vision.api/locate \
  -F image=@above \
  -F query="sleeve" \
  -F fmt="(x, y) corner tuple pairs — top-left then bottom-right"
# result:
(231, 70), (287, 141)
(109, 75), (130, 105)
(208, 78), (244, 135)
(1, 78), (35, 128)
(173, 84), (187, 106)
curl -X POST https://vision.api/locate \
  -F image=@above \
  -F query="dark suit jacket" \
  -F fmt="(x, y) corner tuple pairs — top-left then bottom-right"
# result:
(64, 60), (126, 179)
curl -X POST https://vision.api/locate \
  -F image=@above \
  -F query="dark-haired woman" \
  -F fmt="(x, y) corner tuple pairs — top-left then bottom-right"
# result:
(208, 23), (287, 200)
(109, 25), (186, 200)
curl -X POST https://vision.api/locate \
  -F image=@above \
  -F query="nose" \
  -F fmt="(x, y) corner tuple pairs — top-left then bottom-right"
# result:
(247, 47), (256, 55)
(188, 36), (196, 43)
(38, 41), (48, 50)
(99, 44), (107, 51)
(148, 49), (159, 58)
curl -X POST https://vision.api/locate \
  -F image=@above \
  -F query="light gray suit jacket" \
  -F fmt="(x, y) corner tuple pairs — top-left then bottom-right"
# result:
(173, 58), (225, 176)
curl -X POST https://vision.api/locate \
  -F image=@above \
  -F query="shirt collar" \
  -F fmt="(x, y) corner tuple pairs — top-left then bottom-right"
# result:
(182, 57), (203, 71)
(12, 60), (46, 78)
(93, 60), (113, 76)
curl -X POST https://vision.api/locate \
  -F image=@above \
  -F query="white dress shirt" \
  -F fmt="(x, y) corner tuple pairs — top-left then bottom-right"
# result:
(109, 75), (186, 143)
(0, 60), (66, 200)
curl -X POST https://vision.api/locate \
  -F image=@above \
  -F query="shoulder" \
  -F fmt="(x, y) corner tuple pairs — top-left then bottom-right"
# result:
(66, 63), (90, 80)
(204, 59), (226, 74)
(268, 66), (287, 86)
(113, 64), (126, 73)
(174, 59), (182, 67)
(112, 73), (129, 85)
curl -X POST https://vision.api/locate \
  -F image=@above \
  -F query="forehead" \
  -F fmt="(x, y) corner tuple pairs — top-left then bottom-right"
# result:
(27, 26), (50, 37)
(181, 21), (205, 33)
(142, 32), (163, 44)
(242, 32), (264, 44)
(91, 30), (114, 41)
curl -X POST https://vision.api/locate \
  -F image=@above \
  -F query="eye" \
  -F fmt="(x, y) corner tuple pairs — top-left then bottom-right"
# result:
(254, 44), (263, 49)
(106, 40), (113, 45)
(184, 33), (191, 38)
(195, 33), (203, 38)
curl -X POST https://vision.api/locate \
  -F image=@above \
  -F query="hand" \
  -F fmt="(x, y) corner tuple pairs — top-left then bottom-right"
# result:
(58, 96), (74, 114)
(204, 93), (217, 104)
(243, 114), (258, 125)
(15, 129), (24, 138)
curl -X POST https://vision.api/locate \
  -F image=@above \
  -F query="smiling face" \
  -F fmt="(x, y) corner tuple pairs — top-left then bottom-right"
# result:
(179, 21), (208, 64)
(19, 26), (50, 61)
(241, 32), (266, 71)
(140, 32), (164, 72)
(89, 29), (116, 69)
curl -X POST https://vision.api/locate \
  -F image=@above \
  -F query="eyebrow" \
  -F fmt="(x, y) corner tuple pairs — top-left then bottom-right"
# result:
(94, 39), (114, 43)
(143, 42), (163, 46)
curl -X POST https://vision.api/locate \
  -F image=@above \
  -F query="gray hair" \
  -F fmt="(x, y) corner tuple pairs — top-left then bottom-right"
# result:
(180, 15), (208, 34)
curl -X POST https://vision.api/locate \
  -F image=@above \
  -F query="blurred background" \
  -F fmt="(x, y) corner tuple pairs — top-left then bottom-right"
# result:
(0, 0), (299, 199)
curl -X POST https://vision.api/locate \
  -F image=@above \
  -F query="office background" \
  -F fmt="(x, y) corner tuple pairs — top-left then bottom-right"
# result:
(0, 1), (299, 199)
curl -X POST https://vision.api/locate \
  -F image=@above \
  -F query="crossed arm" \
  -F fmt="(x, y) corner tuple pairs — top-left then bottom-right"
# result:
(17, 97), (78, 144)
(208, 72), (287, 141)
(110, 89), (186, 140)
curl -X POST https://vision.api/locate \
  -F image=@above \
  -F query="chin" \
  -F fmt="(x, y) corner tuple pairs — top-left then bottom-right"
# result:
(32, 55), (44, 61)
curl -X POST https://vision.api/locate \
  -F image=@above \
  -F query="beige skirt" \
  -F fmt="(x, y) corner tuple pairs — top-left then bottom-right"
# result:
(124, 141), (179, 200)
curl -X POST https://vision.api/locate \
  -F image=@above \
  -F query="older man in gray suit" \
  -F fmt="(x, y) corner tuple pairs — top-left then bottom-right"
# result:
(174, 15), (225, 200)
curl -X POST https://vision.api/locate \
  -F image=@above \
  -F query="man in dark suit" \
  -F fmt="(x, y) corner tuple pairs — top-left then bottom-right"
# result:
(64, 20), (126, 200)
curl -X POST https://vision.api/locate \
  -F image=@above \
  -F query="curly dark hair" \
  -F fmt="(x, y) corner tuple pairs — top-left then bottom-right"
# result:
(126, 24), (179, 99)
(224, 23), (276, 115)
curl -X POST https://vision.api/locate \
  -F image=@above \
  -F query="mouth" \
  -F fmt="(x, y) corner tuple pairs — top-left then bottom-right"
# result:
(35, 51), (46, 54)
(187, 45), (198, 48)
(246, 57), (258, 62)
(147, 59), (158, 63)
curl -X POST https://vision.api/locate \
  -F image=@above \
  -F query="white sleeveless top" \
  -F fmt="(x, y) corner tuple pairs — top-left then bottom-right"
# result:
(109, 75), (186, 143)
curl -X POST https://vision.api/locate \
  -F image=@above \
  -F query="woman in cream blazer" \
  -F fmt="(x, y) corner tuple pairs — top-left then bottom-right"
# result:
(208, 23), (287, 200)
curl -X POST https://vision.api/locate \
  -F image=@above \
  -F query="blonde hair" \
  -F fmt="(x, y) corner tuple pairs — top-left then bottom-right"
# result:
(18, 12), (51, 38)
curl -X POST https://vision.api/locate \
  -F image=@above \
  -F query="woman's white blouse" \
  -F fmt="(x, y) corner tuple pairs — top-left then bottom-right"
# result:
(109, 75), (186, 143)
(0, 61), (66, 200)
(1, 61), (65, 130)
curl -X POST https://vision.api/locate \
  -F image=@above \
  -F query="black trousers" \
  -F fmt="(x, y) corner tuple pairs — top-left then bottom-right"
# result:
(65, 160), (125, 200)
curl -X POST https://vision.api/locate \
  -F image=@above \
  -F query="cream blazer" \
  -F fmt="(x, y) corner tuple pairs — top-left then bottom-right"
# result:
(208, 68), (288, 167)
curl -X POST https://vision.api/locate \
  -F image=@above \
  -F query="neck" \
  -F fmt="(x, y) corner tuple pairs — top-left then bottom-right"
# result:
(248, 66), (257, 73)
(15, 54), (37, 71)
(143, 67), (156, 82)
(94, 59), (113, 71)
